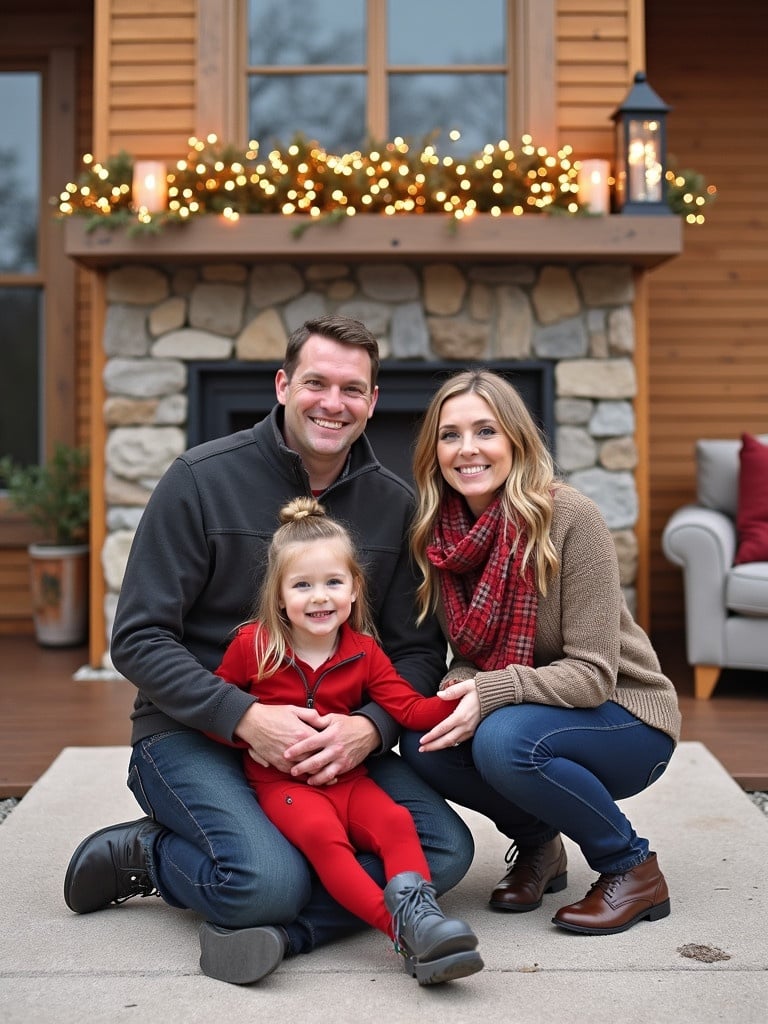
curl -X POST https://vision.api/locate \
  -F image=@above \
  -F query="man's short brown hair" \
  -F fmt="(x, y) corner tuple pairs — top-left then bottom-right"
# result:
(284, 314), (380, 388)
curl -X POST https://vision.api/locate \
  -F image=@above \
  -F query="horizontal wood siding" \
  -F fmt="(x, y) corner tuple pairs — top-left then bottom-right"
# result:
(99, 0), (196, 159)
(0, 550), (34, 634)
(555, 0), (634, 157)
(646, 0), (768, 634)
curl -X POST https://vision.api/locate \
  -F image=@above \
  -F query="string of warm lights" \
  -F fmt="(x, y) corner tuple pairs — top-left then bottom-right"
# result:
(665, 165), (717, 225)
(55, 133), (715, 233)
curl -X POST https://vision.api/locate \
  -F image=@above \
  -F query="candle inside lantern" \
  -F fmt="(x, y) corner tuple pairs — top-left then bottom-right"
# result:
(628, 139), (648, 199)
(132, 160), (168, 213)
(627, 124), (662, 203)
(642, 135), (662, 201)
(577, 159), (611, 214)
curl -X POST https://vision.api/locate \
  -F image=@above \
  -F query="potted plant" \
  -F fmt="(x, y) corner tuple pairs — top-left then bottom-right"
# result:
(0, 444), (90, 646)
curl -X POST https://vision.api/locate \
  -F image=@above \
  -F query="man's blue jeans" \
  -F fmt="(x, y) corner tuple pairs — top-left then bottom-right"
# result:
(128, 730), (474, 954)
(400, 700), (674, 875)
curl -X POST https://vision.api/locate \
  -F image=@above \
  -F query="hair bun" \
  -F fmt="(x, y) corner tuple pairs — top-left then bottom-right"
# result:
(279, 496), (326, 524)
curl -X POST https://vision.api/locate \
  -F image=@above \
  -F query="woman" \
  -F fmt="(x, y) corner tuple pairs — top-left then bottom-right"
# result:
(400, 369), (681, 935)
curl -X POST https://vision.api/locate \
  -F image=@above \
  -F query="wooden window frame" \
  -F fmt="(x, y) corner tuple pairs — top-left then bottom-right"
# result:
(0, 40), (77, 544)
(197, 0), (555, 149)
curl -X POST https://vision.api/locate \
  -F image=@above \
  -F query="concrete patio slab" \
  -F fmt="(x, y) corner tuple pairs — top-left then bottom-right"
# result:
(1, 741), (766, 1023)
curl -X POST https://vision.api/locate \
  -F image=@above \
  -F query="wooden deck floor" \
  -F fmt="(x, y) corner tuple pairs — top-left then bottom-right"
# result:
(1, 632), (766, 797)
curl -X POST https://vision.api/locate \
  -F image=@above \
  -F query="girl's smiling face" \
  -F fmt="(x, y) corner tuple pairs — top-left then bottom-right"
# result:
(436, 392), (513, 517)
(279, 539), (357, 648)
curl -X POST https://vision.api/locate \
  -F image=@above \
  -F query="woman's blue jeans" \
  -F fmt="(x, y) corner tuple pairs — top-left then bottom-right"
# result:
(399, 700), (674, 875)
(128, 730), (474, 954)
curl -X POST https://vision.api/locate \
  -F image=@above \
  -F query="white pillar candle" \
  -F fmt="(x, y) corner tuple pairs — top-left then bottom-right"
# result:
(577, 159), (611, 215)
(132, 161), (168, 213)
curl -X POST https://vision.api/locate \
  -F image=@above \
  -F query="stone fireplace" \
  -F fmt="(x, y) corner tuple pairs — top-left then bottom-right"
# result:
(66, 214), (681, 660)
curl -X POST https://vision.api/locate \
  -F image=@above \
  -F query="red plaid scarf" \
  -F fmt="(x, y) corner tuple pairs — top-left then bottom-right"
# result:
(426, 492), (538, 671)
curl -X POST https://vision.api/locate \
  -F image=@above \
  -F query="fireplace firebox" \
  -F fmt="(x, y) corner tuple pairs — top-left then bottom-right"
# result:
(187, 360), (554, 486)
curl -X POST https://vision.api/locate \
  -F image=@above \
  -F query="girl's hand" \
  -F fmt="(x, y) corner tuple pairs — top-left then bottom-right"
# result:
(418, 680), (480, 751)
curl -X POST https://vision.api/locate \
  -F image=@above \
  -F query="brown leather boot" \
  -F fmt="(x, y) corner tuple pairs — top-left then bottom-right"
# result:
(488, 836), (567, 912)
(552, 852), (670, 935)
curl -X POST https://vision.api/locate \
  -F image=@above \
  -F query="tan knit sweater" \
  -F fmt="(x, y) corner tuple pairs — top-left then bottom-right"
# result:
(441, 485), (682, 743)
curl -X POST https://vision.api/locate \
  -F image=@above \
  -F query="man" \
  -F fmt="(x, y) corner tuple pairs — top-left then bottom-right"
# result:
(64, 315), (474, 984)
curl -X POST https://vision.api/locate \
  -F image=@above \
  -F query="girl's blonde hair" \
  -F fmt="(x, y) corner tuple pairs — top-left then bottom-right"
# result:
(251, 497), (376, 676)
(411, 369), (560, 622)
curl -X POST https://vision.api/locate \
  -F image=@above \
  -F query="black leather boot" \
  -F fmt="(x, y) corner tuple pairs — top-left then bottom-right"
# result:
(488, 835), (568, 912)
(383, 871), (483, 985)
(64, 817), (161, 914)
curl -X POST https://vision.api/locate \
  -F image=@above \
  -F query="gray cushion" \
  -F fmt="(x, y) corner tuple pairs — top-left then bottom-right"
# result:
(696, 434), (768, 518)
(726, 562), (768, 617)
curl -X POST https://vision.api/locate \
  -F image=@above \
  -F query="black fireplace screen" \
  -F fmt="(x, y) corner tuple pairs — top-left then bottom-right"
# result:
(187, 360), (554, 486)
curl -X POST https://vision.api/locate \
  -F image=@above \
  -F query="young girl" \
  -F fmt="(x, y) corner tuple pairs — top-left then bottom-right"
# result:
(210, 497), (483, 986)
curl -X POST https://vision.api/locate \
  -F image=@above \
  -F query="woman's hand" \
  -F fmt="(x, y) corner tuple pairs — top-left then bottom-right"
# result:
(418, 679), (480, 752)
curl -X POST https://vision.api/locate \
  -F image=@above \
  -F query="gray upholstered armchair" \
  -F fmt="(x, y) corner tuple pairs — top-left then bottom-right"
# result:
(662, 436), (768, 699)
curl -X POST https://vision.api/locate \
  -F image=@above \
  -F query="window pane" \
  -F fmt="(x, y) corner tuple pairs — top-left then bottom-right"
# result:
(0, 288), (42, 468)
(0, 72), (40, 273)
(389, 73), (505, 153)
(388, 0), (505, 64)
(248, 0), (364, 65)
(248, 75), (366, 152)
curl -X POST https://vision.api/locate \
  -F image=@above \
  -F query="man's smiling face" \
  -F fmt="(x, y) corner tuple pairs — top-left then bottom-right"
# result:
(275, 334), (378, 475)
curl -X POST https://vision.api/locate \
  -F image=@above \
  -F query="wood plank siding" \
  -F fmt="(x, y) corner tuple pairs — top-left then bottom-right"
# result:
(555, 0), (639, 158)
(645, 0), (768, 637)
(0, 550), (34, 637)
(97, 0), (197, 159)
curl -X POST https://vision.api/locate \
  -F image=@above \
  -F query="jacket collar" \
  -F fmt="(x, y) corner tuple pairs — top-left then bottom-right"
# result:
(261, 405), (381, 489)
(285, 621), (368, 670)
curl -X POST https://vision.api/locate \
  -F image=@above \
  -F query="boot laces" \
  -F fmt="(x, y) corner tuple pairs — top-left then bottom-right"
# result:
(591, 871), (626, 899)
(390, 879), (442, 953)
(503, 842), (519, 867)
(504, 842), (547, 872)
(114, 871), (158, 905)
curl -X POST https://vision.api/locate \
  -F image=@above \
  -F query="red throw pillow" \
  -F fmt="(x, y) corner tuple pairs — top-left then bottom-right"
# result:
(735, 433), (768, 564)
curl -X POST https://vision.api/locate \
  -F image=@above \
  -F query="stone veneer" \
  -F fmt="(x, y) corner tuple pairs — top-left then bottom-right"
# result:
(100, 259), (640, 657)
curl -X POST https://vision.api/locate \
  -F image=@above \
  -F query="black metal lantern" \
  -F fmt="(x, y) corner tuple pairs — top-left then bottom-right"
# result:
(611, 71), (671, 215)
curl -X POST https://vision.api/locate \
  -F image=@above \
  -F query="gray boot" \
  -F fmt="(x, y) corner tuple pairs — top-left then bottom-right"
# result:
(383, 871), (483, 985)
(199, 922), (287, 985)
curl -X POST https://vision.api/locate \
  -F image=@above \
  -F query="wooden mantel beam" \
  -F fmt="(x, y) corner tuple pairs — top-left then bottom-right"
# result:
(65, 214), (682, 269)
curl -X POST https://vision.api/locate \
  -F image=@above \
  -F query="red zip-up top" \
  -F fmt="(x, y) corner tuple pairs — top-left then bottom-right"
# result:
(214, 621), (457, 786)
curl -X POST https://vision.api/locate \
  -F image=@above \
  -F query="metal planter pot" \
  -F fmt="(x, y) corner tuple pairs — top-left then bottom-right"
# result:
(27, 544), (89, 647)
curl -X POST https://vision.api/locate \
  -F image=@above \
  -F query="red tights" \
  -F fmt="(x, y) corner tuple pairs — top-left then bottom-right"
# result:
(255, 772), (431, 937)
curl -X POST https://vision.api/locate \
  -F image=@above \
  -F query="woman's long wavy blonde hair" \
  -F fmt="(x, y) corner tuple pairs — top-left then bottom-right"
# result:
(411, 370), (560, 623)
(248, 497), (377, 676)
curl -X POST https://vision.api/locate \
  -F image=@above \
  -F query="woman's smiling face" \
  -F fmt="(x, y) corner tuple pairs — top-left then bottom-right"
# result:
(436, 391), (513, 517)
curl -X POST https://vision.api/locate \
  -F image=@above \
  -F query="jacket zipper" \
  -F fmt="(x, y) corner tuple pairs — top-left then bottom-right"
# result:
(288, 652), (364, 708)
